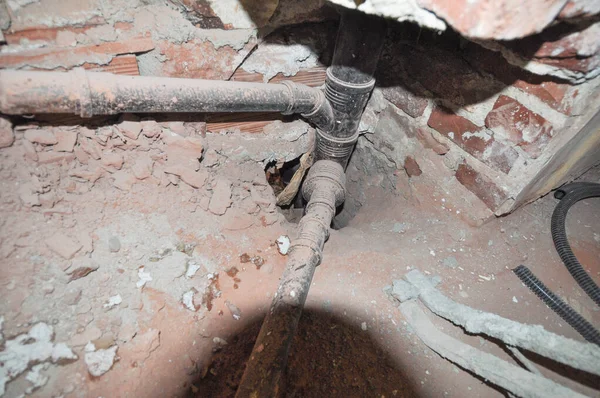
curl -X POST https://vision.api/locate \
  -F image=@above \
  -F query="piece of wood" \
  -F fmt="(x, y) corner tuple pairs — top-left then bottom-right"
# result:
(230, 67), (327, 88)
(206, 112), (289, 134)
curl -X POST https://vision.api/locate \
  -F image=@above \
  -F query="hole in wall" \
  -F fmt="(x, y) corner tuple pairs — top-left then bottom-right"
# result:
(264, 152), (370, 230)
(265, 155), (307, 224)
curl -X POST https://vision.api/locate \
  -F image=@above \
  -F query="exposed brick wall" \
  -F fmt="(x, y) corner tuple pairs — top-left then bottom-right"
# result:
(369, 23), (600, 216)
(0, 0), (598, 218)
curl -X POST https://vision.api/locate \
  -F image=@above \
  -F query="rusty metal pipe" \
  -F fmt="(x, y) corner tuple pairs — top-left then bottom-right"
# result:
(0, 68), (334, 131)
(235, 160), (345, 397)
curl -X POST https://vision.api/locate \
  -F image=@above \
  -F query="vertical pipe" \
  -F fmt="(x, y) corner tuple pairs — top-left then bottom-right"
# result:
(236, 10), (386, 397)
(315, 10), (387, 167)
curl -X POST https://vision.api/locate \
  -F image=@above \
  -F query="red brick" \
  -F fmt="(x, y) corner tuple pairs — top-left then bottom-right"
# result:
(485, 95), (553, 159)
(4, 24), (100, 45)
(404, 156), (422, 177)
(37, 151), (76, 165)
(231, 66), (327, 88)
(427, 106), (518, 173)
(0, 37), (154, 69)
(83, 54), (140, 76)
(159, 38), (255, 80)
(381, 85), (429, 118)
(463, 43), (576, 114)
(500, 22), (600, 75)
(207, 113), (287, 134)
(455, 163), (509, 211)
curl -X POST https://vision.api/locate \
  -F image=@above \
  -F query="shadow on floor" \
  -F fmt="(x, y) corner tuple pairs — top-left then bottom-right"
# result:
(189, 309), (417, 397)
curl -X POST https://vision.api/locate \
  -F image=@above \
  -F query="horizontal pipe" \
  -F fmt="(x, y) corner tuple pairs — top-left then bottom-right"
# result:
(0, 69), (334, 131)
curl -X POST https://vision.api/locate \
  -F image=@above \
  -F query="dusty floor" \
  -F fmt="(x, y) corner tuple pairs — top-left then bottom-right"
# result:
(0, 120), (599, 398)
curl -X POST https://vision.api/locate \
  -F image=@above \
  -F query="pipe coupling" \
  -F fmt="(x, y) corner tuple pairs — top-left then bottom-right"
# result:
(302, 160), (346, 207)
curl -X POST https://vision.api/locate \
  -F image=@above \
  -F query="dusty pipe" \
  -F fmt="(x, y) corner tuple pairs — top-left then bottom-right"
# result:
(315, 10), (387, 167)
(0, 69), (334, 132)
(235, 10), (386, 397)
(235, 160), (345, 397)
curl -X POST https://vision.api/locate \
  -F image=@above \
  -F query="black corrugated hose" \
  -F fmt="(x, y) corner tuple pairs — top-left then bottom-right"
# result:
(551, 182), (600, 306)
(513, 265), (600, 346)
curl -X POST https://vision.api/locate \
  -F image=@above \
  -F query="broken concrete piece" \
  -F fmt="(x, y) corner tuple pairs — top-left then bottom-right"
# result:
(79, 137), (102, 160)
(164, 165), (208, 189)
(53, 130), (78, 152)
(182, 289), (198, 311)
(0, 117), (14, 148)
(390, 279), (419, 302)
(104, 294), (122, 309)
(0, 323), (77, 396)
(117, 114), (142, 140)
(162, 132), (204, 169)
(24, 129), (57, 145)
(132, 156), (154, 180)
(45, 233), (82, 260)
(84, 343), (118, 377)
(101, 151), (124, 169)
(209, 178), (232, 215)
(141, 120), (161, 138)
(276, 235), (290, 255)
(37, 151), (76, 165)
(136, 267), (152, 288)
(111, 170), (136, 191)
(70, 166), (104, 183)
(22, 139), (37, 161)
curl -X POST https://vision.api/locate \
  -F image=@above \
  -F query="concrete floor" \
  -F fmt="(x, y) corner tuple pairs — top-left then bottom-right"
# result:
(1, 129), (598, 397)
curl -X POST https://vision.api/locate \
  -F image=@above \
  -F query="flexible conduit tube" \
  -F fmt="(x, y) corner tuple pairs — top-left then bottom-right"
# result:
(513, 265), (600, 346)
(551, 182), (600, 306)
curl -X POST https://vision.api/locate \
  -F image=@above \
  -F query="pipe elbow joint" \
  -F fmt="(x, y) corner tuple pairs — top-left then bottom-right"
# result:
(280, 81), (334, 132)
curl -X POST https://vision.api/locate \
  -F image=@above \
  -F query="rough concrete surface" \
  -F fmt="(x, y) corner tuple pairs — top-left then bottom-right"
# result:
(0, 110), (598, 396)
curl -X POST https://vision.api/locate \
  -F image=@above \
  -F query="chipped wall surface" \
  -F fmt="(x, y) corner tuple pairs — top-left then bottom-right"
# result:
(328, 0), (599, 40)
